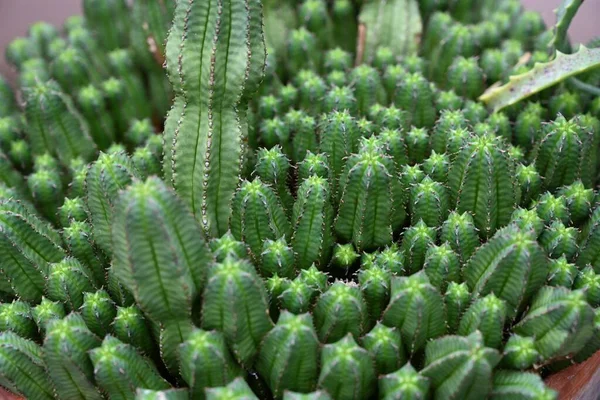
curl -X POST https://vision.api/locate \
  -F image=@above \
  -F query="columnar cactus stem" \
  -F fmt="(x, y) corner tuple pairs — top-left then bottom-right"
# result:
(573, 266), (600, 307)
(43, 313), (102, 400)
(113, 306), (156, 358)
(27, 167), (63, 225)
(423, 243), (461, 292)
(255, 147), (294, 212)
(23, 80), (97, 165)
(533, 115), (596, 190)
(202, 257), (273, 367)
(440, 211), (480, 265)
(164, 0), (266, 237)
(318, 334), (376, 400)
(335, 138), (395, 251)
(400, 220), (436, 274)
(515, 164), (542, 208)
(393, 72), (436, 128)
(210, 231), (249, 262)
(358, 265), (391, 325)
(319, 111), (359, 193)
(81, 289), (116, 338)
(292, 176), (334, 270)
(410, 176), (449, 227)
(261, 237), (295, 278)
(63, 221), (108, 287)
(514, 287), (595, 362)
(82, 0), (130, 51)
(421, 331), (501, 400)
(445, 282), (471, 333)
(257, 311), (320, 398)
(179, 329), (241, 400)
(59, 197), (88, 227)
(313, 281), (368, 343)
(46, 257), (98, 312)
(0, 331), (55, 400)
(457, 294), (507, 348)
(137, 388), (190, 400)
(539, 220), (578, 260)
(230, 179), (292, 259)
(430, 110), (469, 155)
(448, 134), (517, 238)
(361, 323), (406, 375)
(464, 224), (548, 317)
(86, 151), (139, 256)
(535, 192), (569, 225)
(382, 271), (446, 354)
(0, 197), (65, 303)
(112, 177), (212, 369)
(90, 335), (170, 399)
(0, 300), (37, 340)
(491, 371), (557, 400)
(559, 181), (593, 226)
(283, 390), (332, 400)
(32, 297), (65, 334)
(501, 334), (540, 370)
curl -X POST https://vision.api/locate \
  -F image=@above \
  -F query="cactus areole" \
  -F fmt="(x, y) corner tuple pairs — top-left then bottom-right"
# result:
(1, 0), (600, 399)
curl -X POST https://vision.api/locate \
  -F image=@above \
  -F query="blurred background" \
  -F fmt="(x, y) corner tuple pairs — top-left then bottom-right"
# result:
(0, 0), (599, 85)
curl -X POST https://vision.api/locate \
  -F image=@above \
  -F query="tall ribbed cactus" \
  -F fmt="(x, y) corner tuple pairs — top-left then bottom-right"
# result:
(448, 134), (517, 238)
(111, 177), (212, 370)
(164, 0), (266, 237)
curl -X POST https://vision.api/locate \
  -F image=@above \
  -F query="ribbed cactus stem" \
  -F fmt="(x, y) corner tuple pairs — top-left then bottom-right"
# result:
(379, 363), (430, 400)
(0, 331), (55, 400)
(90, 335), (170, 399)
(445, 282), (472, 334)
(261, 237), (295, 278)
(32, 297), (65, 334)
(205, 377), (258, 400)
(361, 323), (406, 375)
(257, 311), (320, 398)
(23, 80), (96, 165)
(201, 257), (273, 367)
(179, 329), (241, 400)
(382, 271), (446, 355)
(501, 334), (540, 370)
(113, 306), (156, 358)
(490, 371), (557, 400)
(81, 289), (116, 338)
(164, 0), (266, 237)
(43, 313), (103, 400)
(0, 300), (37, 340)
(457, 294), (507, 348)
(318, 334), (376, 400)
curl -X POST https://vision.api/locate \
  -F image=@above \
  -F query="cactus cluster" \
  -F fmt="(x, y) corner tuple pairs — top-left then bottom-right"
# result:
(0, 0), (599, 399)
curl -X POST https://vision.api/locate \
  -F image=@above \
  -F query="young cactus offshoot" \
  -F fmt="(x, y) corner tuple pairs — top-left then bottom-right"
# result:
(2, 0), (600, 399)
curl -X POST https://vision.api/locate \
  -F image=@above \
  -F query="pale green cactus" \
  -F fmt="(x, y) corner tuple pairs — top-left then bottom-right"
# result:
(32, 297), (65, 334)
(62, 220), (108, 287)
(163, 0), (266, 237)
(501, 334), (540, 370)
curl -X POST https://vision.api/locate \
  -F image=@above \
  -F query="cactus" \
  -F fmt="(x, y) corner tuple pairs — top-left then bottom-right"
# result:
(32, 297), (65, 334)
(445, 282), (472, 334)
(0, 300), (37, 340)
(382, 271), (446, 354)
(400, 221), (436, 274)
(46, 257), (98, 312)
(23, 80), (96, 165)
(448, 134), (517, 238)
(457, 294), (507, 348)
(43, 313), (103, 400)
(81, 289), (116, 337)
(463, 224), (548, 317)
(202, 257), (273, 366)
(421, 331), (501, 400)
(361, 323), (406, 375)
(423, 243), (461, 292)
(90, 335), (170, 399)
(257, 311), (319, 397)
(318, 334), (376, 400)
(205, 377), (258, 400)
(113, 306), (156, 358)
(0, 331), (55, 400)
(163, 0), (266, 237)
(231, 179), (292, 258)
(379, 363), (430, 400)
(440, 211), (480, 264)
(501, 334), (540, 370)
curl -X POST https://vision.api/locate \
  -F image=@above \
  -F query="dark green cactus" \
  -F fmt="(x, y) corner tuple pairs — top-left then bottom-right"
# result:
(205, 377), (258, 400)
(501, 334), (540, 370)
(0, 331), (55, 400)
(210, 231), (249, 262)
(445, 281), (472, 334)
(421, 331), (501, 400)
(32, 297), (65, 334)
(46, 257), (97, 312)
(361, 323), (406, 375)
(43, 313), (102, 400)
(423, 243), (460, 292)
(81, 289), (116, 337)
(318, 334), (376, 400)
(463, 224), (548, 317)
(257, 311), (319, 398)
(382, 271), (446, 354)
(63, 220), (108, 287)
(0, 300), (37, 340)
(490, 371), (557, 400)
(358, 265), (391, 325)
(90, 335), (170, 400)
(457, 294), (507, 348)
(231, 179), (291, 259)
(113, 305), (156, 358)
(261, 237), (296, 278)
(539, 220), (578, 260)
(379, 363), (430, 400)
(448, 134), (517, 238)
(410, 176), (449, 227)
(440, 211), (480, 264)
(202, 257), (273, 367)
(400, 221), (436, 274)
(573, 266), (600, 307)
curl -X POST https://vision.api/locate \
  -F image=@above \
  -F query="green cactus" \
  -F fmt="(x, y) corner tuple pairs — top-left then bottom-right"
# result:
(163, 0), (266, 237)
(423, 243), (461, 292)
(400, 221), (436, 274)
(573, 266), (600, 307)
(43, 313), (103, 400)
(261, 237), (296, 278)
(548, 256), (578, 288)
(382, 271), (446, 354)
(23, 80), (96, 165)
(501, 334), (540, 370)
(361, 323), (406, 375)
(46, 257), (97, 312)
(463, 224), (548, 317)
(178, 329), (241, 400)
(0, 331), (55, 400)
(90, 335), (170, 400)
(379, 363), (430, 400)
(457, 294), (507, 348)
(318, 334), (376, 400)
(410, 176), (449, 227)
(539, 220), (578, 260)
(514, 286), (595, 361)
(210, 231), (249, 262)
(202, 257), (273, 367)
(257, 311), (319, 397)
(231, 179), (292, 259)
(440, 211), (480, 264)
(421, 331), (501, 400)
(63, 220), (108, 286)
(81, 289), (116, 337)
(0, 300), (37, 340)
(205, 377), (258, 400)
(32, 297), (65, 334)
(113, 305), (156, 358)
(490, 371), (557, 400)
(445, 281), (472, 333)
